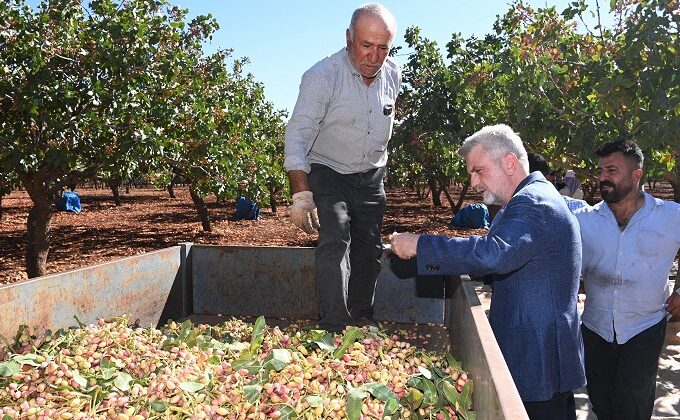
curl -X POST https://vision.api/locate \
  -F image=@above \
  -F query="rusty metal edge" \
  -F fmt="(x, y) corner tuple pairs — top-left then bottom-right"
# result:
(452, 275), (528, 420)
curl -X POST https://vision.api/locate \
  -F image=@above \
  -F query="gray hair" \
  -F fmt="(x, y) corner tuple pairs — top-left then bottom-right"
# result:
(348, 3), (396, 43)
(458, 124), (529, 172)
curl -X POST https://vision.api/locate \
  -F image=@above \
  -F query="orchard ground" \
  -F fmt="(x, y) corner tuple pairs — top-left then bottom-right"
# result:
(1, 184), (678, 418)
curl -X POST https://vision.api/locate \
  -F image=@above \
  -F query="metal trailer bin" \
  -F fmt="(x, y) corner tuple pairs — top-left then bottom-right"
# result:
(0, 244), (528, 420)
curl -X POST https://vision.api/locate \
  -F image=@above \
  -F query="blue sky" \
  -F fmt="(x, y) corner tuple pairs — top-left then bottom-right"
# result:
(27, 0), (615, 115)
(169, 1), (614, 116)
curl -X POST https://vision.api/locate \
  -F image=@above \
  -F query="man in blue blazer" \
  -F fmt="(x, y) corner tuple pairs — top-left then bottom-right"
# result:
(391, 124), (585, 420)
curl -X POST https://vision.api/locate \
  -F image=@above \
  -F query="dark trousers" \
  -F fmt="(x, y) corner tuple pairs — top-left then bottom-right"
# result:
(308, 164), (386, 329)
(581, 319), (667, 420)
(523, 391), (576, 420)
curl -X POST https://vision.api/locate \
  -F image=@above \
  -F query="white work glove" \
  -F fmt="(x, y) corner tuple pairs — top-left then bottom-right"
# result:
(290, 191), (320, 234)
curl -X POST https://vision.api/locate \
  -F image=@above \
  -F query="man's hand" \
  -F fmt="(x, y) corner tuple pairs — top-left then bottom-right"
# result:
(666, 291), (680, 319)
(290, 191), (320, 234)
(390, 232), (420, 259)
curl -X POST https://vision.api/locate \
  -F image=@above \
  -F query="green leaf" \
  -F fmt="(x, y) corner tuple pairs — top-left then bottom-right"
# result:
(0, 360), (20, 377)
(362, 383), (400, 415)
(346, 384), (368, 420)
(113, 372), (133, 391)
(14, 354), (42, 367)
(422, 379), (438, 407)
(310, 331), (335, 351)
(459, 380), (474, 410)
(243, 384), (262, 403)
(151, 401), (169, 412)
(250, 316), (266, 354)
(445, 352), (463, 372)
(179, 381), (205, 392)
(71, 370), (88, 388)
(441, 379), (460, 406)
(4, 415), (15, 420)
(264, 348), (292, 372)
(459, 407), (476, 420)
(609, 0), (616, 12)
(177, 319), (193, 340)
(306, 395), (324, 408)
(100, 357), (117, 380)
(384, 397), (401, 416)
(333, 327), (363, 359)
(404, 388), (424, 410)
(363, 382), (396, 401)
(227, 341), (249, 352)
(232, 358), (262, 375)
(278, 405), (297, 420)
(407, 375), (424, 390)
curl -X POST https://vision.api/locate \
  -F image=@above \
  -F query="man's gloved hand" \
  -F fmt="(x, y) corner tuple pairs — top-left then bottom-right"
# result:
(290, 191), (320, 234)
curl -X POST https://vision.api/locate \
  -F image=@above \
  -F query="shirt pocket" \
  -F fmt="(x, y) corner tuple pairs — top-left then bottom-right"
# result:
(636, 227), (666, 256)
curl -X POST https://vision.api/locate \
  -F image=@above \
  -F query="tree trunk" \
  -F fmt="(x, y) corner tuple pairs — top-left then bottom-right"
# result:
(268, 185), (278, 214)
(0, 194), (3, 220)
(20, 176), (54, 279)
(448, 181), (470, 214)
(441, 183), (456, 209)
(167, 180), (176, 199)
(415, 181), (429, 199)
(26, 198), (52, 278)
(107, 176), (122, 206)
(189, 185), (211, 232)
(427, 177), (442, 207)
(665, 154), (680, 203)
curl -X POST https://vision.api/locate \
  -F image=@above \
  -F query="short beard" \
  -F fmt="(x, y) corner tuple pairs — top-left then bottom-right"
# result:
(600, 182), (634, 203)
(482, 191), (504, 206)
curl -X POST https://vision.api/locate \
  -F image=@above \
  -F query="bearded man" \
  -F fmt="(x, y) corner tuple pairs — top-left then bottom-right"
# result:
(575, 139), (680, 420)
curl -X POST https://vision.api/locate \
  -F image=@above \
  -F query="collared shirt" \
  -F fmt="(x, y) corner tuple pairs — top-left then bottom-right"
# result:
(284, 48), (401, 174)
(575, 193), (680, 344)
(564, 196), (588, 212)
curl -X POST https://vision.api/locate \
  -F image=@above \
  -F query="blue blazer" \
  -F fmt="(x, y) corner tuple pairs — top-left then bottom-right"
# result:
(417, 172), (585, 401)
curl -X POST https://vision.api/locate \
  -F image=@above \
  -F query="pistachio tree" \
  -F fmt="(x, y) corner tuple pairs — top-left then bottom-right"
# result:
(0, 0), (221, 276)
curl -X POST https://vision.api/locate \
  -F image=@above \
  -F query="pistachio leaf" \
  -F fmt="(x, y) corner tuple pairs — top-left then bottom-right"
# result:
(0, 360), (20, 377)
(346, 384), (368, 420)
(179, 381), (205, 392)
(71, 370), (88, 388)
(243, 384), (262, 403)
(404, 388), (424, 410)
(445, 352), (462, 372)
(333, 327), (363, 359)
(113, 372), (133, 391)
(249, 316), (266, 354)
(100, 357), (117, 380)
(306, 395), (324, 408)
(14, 353), (42, 367)
(150, 401), (168, 412)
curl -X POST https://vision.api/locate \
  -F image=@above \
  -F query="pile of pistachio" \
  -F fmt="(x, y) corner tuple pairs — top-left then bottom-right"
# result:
(0, 316), (474, 419)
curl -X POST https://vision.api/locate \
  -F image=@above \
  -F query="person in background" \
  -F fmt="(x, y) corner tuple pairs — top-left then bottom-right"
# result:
(391, 124), (585, 420)
(528, 152), (587, 211)
(284, 3), (401, 332)
(552, 170), (566, 191)
(574, 139), (680, 420)
(560, 170), (585, 199)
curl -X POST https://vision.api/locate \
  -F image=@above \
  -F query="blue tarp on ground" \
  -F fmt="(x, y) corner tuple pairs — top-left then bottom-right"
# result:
(56, 191), (82, 213)
(234, 196), (260, 220)
(451, 202), (489, 229)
